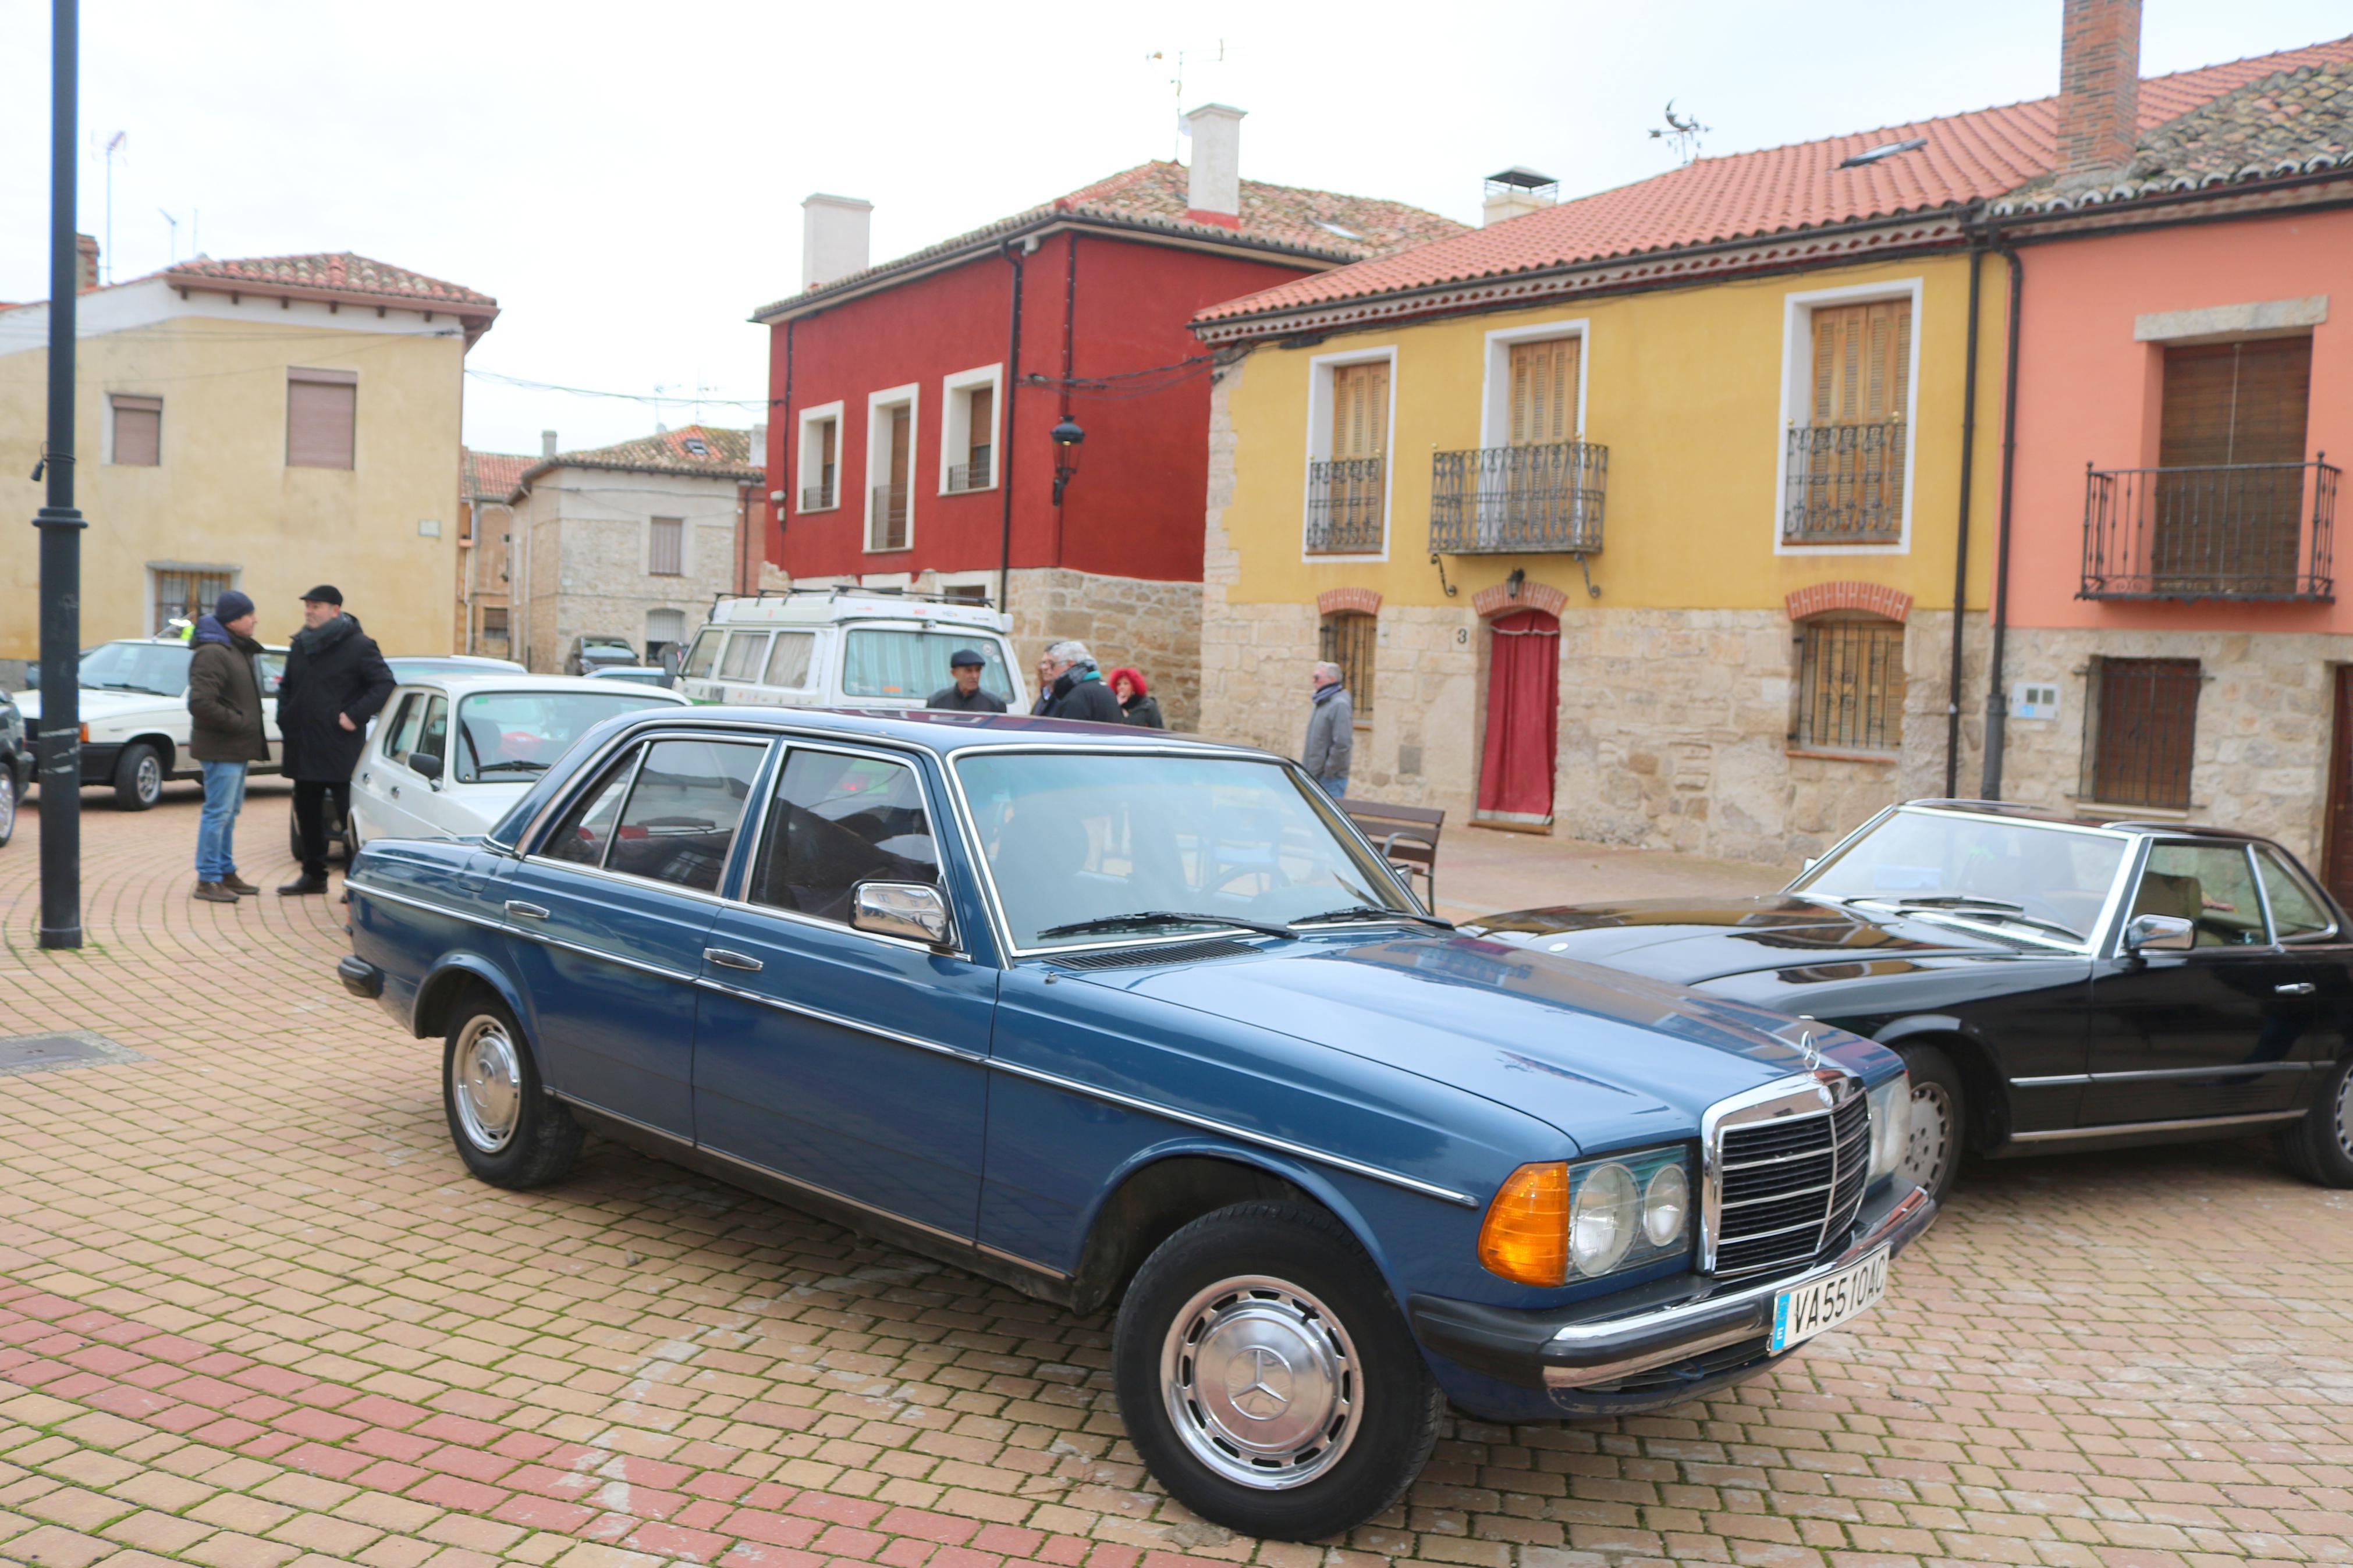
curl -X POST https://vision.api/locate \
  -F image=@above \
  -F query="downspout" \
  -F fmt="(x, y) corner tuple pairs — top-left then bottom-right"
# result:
(1944, 232), (1986, 796)
(1054, 234), (1077, 564)
(997, 239), (1026, 609)
(1978, 237), (2025, 799)
(778, 320), (794, 575)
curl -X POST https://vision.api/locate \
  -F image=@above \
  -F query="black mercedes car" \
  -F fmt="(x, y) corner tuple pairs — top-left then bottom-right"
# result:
(1463, 800), (2352, 1199)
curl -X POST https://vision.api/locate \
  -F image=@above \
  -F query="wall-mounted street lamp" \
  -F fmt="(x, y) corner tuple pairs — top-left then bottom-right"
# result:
(1050, 415), (1085, 505)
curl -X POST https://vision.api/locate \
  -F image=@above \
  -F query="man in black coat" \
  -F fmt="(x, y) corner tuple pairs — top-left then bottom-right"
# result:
(1039, 640), (1123, 724)
(275, 585), (395, 894)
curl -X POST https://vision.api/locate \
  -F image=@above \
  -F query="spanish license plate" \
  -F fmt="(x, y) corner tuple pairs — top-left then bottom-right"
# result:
(1769, 1247), (1888, 1353)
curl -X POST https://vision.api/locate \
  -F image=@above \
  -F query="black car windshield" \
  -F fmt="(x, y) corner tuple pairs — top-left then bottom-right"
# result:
(79, 641), (193, 696)
(452, 691), (674, 782)
(956, 751), (1413, 948)
(1790, 809), (2128, 940)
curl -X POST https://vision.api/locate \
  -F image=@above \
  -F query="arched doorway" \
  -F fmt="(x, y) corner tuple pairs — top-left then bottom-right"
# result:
(1477, 607), (1560, 824)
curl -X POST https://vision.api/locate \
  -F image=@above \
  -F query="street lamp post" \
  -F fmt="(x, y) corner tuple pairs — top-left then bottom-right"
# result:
(1049, 415), (1085, 506)
(35, 0), (86, 949)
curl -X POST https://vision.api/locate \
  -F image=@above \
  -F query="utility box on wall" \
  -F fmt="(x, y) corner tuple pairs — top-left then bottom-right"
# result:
(2010, 681), (2061, 721)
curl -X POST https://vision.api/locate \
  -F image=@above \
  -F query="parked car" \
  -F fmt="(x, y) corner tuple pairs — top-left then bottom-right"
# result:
(386, 655), (527, 682)
(343, 673), (687, 851)
(583, 665), (672, 688)
(11, 637), (288, 809)
(1463, 799), (2353, 1197)
(0, 689), (28, 847)
(564, 635), (638, 676)
(336, 708), (1936, 1539)
(675, 588), (1026, 712)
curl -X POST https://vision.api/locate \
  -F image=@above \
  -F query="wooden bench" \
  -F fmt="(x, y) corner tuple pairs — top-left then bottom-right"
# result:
(1338, 798), (1445, 907)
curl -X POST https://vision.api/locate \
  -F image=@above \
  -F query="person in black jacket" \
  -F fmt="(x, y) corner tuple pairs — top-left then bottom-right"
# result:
(926, 649), (1007, 713)
(186, 591), (270, 903)
(1108, 666), (1165, 729)
(275, 585), (395, 894)
(1039, 641), (1124, 724)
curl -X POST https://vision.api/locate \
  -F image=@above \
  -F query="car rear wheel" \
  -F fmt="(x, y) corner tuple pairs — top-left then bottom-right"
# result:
(442, 993), (582, 1188)
(2277, 1054), (2353, 1188)
(1112, 1201), (1440, 1542)
(0, 763), (15, 847)
(113, 742), (164, 810)
(1892, 1043), (1963, 1203)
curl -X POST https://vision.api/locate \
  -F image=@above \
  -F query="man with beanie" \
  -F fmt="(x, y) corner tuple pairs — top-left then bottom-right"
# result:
(275, 585), (395, 895)
(186, 590), (269, 902)
(926, 649), (1007, 713)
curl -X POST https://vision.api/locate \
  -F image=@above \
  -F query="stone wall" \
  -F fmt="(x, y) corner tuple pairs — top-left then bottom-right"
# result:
(1005, 567), (1203, 732)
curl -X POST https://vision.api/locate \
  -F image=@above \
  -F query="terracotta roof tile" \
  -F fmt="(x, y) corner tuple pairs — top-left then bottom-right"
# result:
(1195, 35), (2353, 329)
(166, 251), (495, 309)
(516, 425), (763, 495)
(462, 449), (534, 500)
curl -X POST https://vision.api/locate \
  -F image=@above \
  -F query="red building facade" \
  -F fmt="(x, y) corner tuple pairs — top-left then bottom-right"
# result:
(755, 129), (1460, 729)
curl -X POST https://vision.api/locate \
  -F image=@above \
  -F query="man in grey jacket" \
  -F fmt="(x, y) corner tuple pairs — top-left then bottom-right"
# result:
(1303, 661), (1353, 799)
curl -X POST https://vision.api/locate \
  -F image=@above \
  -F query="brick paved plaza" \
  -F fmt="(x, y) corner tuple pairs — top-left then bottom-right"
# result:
(1, 788), (2349, 1568)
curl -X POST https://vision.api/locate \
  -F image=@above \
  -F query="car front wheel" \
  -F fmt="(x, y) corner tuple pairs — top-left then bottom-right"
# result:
(1112, 1201), (1441, 1542)
(1893, 1043), (1964, 1203)
(0, 762), (15, 847)
(2278, 1053), (2353, 1188)
(442, 993), (582, 1188)
(113, 742), (164, 810)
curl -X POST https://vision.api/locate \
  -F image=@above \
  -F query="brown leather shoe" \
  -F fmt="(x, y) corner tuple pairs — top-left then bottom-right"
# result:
(193, 880), (239, 904)
(221, 873), (260, 896)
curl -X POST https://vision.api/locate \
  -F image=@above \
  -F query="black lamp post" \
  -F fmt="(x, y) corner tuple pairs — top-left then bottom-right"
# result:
(1049, 415), (1085, 506)
(35, 0), (85, 950)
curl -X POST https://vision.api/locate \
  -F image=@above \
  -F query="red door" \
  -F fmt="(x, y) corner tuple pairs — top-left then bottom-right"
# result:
(1477, 609), (1559, 822)
(2326, 666), (2353, 909)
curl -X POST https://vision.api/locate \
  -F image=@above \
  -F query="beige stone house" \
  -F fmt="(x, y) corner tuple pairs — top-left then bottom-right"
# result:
(457, 449), (530, 661)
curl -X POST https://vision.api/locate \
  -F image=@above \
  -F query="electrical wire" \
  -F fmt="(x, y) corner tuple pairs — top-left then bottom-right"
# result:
(467, 368), (773, 408)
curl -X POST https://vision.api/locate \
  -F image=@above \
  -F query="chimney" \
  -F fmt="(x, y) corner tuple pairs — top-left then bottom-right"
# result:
(801, 194), (874, 291)
(1482, 167), (1560, 227)
(750, 422), (767, 473)
(541, 429), (558, 459)
(1183, 104), (1246, 226)
(2056, 0), (2142, 184)
(74, 233), (99, 292)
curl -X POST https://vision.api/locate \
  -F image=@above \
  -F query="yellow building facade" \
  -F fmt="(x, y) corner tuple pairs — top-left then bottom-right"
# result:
(0, 252), (496, 671)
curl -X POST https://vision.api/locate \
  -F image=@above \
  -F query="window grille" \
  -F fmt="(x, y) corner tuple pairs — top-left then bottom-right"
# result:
(649, 517), (684, 576)
(1793, 617), (1904, 752)
(2084, 657), (2200, 809)
(482, 607), (509, 635)
(1318, 611), (1376, 718)
(153, 570), (232, 635)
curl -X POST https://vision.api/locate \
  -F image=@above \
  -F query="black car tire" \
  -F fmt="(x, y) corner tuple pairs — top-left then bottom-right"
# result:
(2277, 1053), (2353, 1188)
(112, 742), (164, 811)
(442, 992), (582, 1189)
(1112, 1200), (1441, 1542)
(1892, 1042), (1965, 1203)
(0, 759), (16, 847)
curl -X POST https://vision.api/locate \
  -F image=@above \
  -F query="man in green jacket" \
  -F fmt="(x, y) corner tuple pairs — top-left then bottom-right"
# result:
(186, 591), (271, 904)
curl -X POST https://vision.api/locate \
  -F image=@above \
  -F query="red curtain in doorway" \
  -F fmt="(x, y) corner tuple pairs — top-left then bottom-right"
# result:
(1478, 608), (1560, 819)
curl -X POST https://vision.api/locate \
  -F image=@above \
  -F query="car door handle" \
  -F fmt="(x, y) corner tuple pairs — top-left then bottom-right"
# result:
(704, 948), (764, 973)
(504, 901), (549, 920)
(2275, 982), (2317, 996)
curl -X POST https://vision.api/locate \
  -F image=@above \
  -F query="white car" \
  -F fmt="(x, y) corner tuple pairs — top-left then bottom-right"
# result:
(676, 588), (1027, 713)
(13, 637), (290, 809)
(345, 673), (688, 849)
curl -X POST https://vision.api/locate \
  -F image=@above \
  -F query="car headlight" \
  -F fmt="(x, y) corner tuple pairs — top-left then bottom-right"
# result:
(1867, 1072), (1911, 1183)
(1479, 1147), (1694, 1286)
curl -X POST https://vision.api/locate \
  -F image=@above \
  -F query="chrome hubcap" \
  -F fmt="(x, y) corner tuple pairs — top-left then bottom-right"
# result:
(0, 773), (14, 835)
(1160, 1274), (1358, 1491)
(1899, 1081), (1954, 1193)
(2332, 1068), (2352, 1161)
(136, 756), (160, 801)
(451, 1017), (521, 1153)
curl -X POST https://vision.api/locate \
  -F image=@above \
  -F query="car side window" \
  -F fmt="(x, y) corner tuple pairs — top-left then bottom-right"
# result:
(415, 696), (449, 768)
(605, 738), (767, 893)
(544, 746), (642, 867)
(681, 630), (721, 680)
(381, 695), (424, 765)
(764, 631), (817, 688)
(2131, 844), (2266, 947)
(750, 749), (939, 924)
(719, 632), (771, 682)
(2255, 848), (2337, 941)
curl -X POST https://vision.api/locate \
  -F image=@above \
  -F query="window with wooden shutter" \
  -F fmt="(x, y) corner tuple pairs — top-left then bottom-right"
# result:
(1793, 614), (1904, 752)
(2149, 337), (2313, 592)
(967, 386), (993, 473)
(1507, 338), (1577, 446)
(1330, 362), (1389, 460)
(2085, 657), (2201, 809)
(650, 517), (684, 577)
(1811, 301), (1910, 425)
(1318, 611), (1377, 719)
(286, 368), (357, 469)
(1788, 300), (1910, 541)
(111, 394), (161, 466)
(1309, 361), (1389, 553)
(871, 404), (912, 550)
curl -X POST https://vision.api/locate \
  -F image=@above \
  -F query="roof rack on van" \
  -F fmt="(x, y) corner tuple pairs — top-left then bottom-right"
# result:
(711, 585), (999, 611)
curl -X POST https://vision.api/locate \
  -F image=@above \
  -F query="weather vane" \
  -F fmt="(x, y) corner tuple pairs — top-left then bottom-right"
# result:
(1649, 100), (1710, 165)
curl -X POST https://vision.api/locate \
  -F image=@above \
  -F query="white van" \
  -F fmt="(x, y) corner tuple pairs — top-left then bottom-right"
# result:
(677, 589), (1029, 713)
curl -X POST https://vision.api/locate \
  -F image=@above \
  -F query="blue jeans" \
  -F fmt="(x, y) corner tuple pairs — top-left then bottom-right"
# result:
(1315, 773), (1350, 801)
(196, 760), (247, 881)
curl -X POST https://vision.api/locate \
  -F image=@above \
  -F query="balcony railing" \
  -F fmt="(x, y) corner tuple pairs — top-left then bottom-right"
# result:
(2082, 459), (2337, 600)
(1784, 418), (1907, 543)
(1429, 439), (1607, 554)
(946, 457), (992, 493)
(869, 485), (909, 552)
(800, 482), (835, 511)
(1305, 457), (1386, 554)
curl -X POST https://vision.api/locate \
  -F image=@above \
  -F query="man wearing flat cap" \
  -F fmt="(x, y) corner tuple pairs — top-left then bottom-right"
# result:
(275, 585), (395, 895)
(925, 648), (1007, 713)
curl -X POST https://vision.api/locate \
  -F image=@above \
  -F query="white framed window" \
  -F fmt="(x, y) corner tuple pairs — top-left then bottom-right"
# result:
(1478, 318), (1589, 449)
(1301, 344), (1396, 562)
(1773, 277), (1922, 555)
(796, 400), (843, 513)
(865, 383), (918, 553)
(645, 607), (687, 663)
(939, 364), (1002, 494)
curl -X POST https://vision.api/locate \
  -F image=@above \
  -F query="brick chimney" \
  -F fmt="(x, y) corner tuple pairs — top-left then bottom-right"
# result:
(74, 233), (99, 291)
(801, 194), (874, 291)
(2056, 0), (2141, 184)
(1183, 104), (1246, 227)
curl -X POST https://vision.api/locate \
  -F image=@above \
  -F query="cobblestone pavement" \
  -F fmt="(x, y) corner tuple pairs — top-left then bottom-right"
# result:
(1, 788), (2350, 1568)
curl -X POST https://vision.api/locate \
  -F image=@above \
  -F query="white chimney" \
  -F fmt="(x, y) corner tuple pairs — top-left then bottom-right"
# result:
(802, 194), (874, 291)
(1482, 167), (1559, 227)
(540, 429), (558, 458)
(1183, 104), (1246, 222)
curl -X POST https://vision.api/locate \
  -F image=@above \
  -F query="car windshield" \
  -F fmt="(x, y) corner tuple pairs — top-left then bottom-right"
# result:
(844, 630), (1013, 702)
(79, 641), (193, 696)
(955, 751), (1412, 949)
(452, 691), (675, 782)
(1790, 809), (2129, 941)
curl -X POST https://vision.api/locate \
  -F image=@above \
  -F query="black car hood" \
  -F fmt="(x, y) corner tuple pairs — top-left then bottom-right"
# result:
(1463, 895), (2044, 986)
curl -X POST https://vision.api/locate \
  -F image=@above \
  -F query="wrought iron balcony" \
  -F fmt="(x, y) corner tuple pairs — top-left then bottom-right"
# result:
(800, 482), (835, 511)
(2081, 458), (2337, 600)
(946, 456), (992, 493)
(1305, 457), (1386, 554)
(1429, 440), (1607, 554)
(1784, 418), (1907, 543)
(869, 485), (910, 552)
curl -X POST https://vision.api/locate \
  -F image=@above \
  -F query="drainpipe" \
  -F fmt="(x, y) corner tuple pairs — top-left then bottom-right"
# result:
(1944, 234), (1987, 797)
(1978, 238), (2025, 799)
(1054, 234), (1077, 564)
(778, 320), (793, 571)
(997, 239), (1026, 610)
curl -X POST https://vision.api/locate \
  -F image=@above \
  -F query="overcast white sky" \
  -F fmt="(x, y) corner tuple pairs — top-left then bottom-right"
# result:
(3, 0), (2347, 457)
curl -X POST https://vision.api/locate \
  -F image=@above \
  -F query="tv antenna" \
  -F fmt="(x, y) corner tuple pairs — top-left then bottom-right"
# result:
(1148, 39), (1226, 158)
(102, 131), (126, 282)
(1649, 100), (1709, 165)
(159, 209), (179, 265)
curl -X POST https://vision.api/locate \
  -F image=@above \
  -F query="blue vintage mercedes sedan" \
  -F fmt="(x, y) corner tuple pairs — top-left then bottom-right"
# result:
(336, 707), (1937, 1539)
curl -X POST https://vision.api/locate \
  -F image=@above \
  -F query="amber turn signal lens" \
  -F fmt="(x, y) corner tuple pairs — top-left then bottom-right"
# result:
(1478, 1161), (1570, 1286)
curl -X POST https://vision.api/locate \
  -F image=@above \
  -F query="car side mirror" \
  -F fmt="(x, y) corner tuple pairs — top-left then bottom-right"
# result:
(851, 880), (952, 947)
(2123, 912), (2194, 953)
(411, 752), (444, 784)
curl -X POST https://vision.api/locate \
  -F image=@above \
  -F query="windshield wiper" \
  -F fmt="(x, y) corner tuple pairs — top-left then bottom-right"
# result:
(472, 760), (549, 775)
(1037, 910), (1298, 940)
(1289, 905), (1454, 931)
(1888, 896), (2084, 943)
